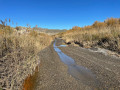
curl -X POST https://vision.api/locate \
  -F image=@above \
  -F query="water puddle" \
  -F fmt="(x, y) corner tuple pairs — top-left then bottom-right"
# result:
(23, 66), (39, 90)
(57, 45), (67, 47)
(59, 45), (67, 47)
(54, 40), (98, 87)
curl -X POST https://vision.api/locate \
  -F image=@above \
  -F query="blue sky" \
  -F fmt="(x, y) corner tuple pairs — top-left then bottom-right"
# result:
(0, 0), (120, 29)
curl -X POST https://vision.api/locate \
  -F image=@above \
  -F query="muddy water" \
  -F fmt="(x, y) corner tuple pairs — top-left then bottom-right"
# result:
(53, 40), (98, 87)
(22, 66), (39, 90)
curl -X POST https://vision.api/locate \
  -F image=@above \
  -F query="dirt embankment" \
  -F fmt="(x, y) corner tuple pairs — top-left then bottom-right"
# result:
(64, 38), (120, 55)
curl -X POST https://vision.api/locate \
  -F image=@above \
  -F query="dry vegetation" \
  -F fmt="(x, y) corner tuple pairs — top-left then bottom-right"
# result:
(0, 20), (52, 90)
(0, 17), (120, 89)
(60, 18), (120, 53)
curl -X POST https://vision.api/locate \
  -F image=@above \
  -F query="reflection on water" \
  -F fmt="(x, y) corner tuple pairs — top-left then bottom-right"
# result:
(60, 45), (67, 47)
(68, 65), (97, 85)
(54, 40), (99, 87)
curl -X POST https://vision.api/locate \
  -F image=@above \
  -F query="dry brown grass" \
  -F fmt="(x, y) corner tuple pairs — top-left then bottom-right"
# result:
(60, 18), (120, 53)
(0, 26), (52, 90)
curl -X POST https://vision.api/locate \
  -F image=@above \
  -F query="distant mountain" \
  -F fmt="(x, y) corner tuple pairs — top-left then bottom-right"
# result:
(13, 26), (67, 35)
(32, 27), (67, 35)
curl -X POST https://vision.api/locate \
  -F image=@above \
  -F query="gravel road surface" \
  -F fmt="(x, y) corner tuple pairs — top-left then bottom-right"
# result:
(33, 39), (120, 90)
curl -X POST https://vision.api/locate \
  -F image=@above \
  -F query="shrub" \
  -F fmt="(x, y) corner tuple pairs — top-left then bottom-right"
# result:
(92, 21), (107, 28)
(105, 18), (119, 26)
(29, 30), (38, 37)
(72, 26), (82, 30)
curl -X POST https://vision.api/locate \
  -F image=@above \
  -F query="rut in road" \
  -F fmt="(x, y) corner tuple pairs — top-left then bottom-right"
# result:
(53, 40), (99, 88)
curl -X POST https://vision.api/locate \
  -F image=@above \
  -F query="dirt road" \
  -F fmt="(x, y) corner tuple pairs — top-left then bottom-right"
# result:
(33, 39), (120, 90)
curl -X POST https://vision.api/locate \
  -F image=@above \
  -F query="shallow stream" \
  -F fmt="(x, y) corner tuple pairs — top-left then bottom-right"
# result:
(53, 40), (98, 87)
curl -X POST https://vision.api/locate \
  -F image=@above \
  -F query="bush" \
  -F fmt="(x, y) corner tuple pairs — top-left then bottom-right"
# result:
(105, 18), (119, 26)
(15, 26), (22, 30)
(92, 21), (106, 28)
(29, 30), (38, 37)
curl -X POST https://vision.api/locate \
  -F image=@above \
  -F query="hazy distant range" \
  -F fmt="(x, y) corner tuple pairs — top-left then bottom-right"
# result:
(32, 27), (67, 35)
